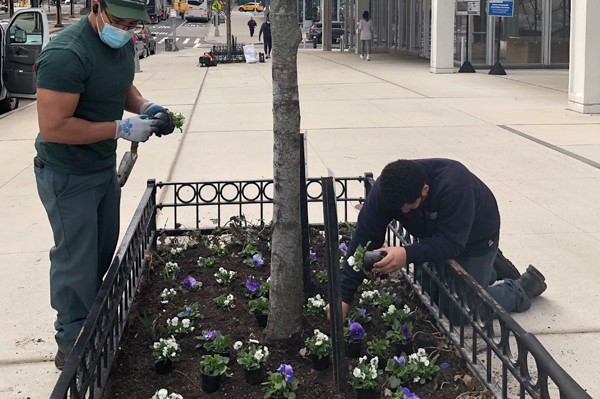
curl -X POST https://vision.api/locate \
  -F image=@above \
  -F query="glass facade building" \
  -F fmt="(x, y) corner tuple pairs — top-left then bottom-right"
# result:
(365, 0), (570, 67)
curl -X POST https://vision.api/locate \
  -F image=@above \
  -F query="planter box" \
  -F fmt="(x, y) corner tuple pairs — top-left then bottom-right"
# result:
(50, 176), (589, 399)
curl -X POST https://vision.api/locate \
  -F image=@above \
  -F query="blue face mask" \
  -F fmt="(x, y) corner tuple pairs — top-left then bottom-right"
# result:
(97, 11), (132, 49)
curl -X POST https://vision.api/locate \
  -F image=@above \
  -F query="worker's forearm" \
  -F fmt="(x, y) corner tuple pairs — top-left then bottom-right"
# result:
(39, 117), (116, 145)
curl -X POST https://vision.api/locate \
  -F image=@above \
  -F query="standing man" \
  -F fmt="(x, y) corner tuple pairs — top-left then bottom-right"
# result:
(258, 13), (272, 59)
(248, 16), (257, 37)
(34, 0), (175, 370)
(328, 158), (547, 321)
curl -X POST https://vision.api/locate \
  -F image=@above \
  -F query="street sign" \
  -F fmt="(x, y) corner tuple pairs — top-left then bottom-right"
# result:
(456, 0), (481, 16)
(488, 0), (514, 17)
(211, 0), (222, 11)
(170, 9), (177, 17)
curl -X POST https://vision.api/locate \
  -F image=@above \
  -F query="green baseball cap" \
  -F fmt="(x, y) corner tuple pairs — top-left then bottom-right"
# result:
(104, 0), (150, 23)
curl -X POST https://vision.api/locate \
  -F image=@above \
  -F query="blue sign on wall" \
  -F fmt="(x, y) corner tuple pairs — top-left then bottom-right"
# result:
(488, 0), (514, 17)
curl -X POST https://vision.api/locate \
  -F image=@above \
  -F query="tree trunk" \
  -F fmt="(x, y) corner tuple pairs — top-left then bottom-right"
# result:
(225, 0), (232, 50)
(264, 0), (303, 340)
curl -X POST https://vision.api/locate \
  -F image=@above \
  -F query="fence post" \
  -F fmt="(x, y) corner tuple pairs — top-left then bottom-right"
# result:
(322, 176), (348, 396)
(299, 133), (312, 292)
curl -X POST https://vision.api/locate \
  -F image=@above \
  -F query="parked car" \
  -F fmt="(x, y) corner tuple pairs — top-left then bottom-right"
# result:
(0, 8), (50, 113)
(309, 21), (344, 44)
(238, 2), (263, 12)
(134, 25), (157, 56)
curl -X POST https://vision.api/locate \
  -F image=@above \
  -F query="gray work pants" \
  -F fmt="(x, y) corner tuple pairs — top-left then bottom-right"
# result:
(418, 242), (531, 323)
(35, 162), (120, 354)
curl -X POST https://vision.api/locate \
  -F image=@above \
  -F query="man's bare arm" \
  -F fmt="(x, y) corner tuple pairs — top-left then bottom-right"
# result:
(124, 84), (148, 114)
(37, 88), (116, 144)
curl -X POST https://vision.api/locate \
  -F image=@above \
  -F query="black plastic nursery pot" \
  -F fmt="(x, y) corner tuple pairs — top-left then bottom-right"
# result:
(346, 341), (362, 358)
(154, 360), (173, 375)
(310, 354), (330, 371)
(255, 314), (268, 328)
(244, 367), (264, 385)
(201, 373), (221, 394)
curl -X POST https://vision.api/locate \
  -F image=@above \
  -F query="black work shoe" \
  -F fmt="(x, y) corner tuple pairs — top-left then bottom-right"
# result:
(518, 265), (547, 298)
(493, 249), (522, 280)
(55, 350), (68, 370)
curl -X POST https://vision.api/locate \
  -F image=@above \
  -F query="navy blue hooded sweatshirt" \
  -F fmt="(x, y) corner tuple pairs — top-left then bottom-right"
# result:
(340, 158), (500, 304)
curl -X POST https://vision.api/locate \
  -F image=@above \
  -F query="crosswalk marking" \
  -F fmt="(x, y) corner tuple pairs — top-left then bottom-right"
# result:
(182, 38), (190, 44)
(156, 36), (208, 48)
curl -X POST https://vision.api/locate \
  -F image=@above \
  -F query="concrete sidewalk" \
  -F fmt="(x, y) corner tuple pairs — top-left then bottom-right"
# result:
(1, 12), (600, 397)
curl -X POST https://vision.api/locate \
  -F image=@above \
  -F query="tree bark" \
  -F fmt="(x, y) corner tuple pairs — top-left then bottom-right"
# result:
(225, 0), (232, 50)
(264, 0), (303, 340)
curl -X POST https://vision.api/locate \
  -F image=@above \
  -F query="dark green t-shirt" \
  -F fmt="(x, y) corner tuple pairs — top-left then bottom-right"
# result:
(35, 17), (135, 175)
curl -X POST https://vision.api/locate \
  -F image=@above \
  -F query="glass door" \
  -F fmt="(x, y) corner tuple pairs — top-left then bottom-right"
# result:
(501, 0), (543, 64)
(550, 0), (569, 63)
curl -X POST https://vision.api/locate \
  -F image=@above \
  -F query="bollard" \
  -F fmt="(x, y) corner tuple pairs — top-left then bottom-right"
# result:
(134, 48), (141, 72)
(339, 36), (344, 52)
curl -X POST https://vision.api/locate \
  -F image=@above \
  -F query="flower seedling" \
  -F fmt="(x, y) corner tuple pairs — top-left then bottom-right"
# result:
(197, 330), (231, 354)
(358, 289), (380, 307)
(263, 364), (299, 399)
(386, 322), (414, 348)
(182, 276), (201, 291)
(346, 241), (371, 273)
(159, 288), (177, 304)
(239, 243), (260, 258)
(235, 342), (270, 370)
(210, 243), (228, 257)
(244, 253), (264, 268)
(306, 294), (326, 316)
(214, 267), (236, 286)
(378, 290), (400, 309)
(167, 246), (185, 261)
(166, 316), (195, 336)
(309, 250), (317, 264)
(408, 348), (440, 384)
(152, 336), (180, 364)
(344, 320), (366, 342)
(169, 111), (185, 133)
(248, 297), (269, 315)
(315, 270), (328, 284)
(389, 387), (420, 399)
(347, 307), (372, 325)
(197, 256), (217, 268)
(382, 304), (413, 327)
(304, 329), (331, 359)
(177, 302), (202, 320)
(385, 355), (413, 389)
(199, 354), (229, 376)
(366, 337), (390, 359)
(245, 276), (262, 298)
(357, 278), (373, 293)
(349, 356), (382, 390)
(214, 293), (236, 309)
(163, 262), (180, 281)
(151, 388), (183, 399)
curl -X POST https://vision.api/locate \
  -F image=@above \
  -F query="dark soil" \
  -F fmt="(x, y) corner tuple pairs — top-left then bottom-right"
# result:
(103, 228), (491, 399)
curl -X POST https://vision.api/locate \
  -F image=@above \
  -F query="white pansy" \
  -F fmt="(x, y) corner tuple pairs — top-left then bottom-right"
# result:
(234, 341), (243, 350)
(353, 368), (363, 378)
(347, 256), (355, 266)
(370, 357), (378, 367)
(315, 340), (323, 346)
(254, 350), (264, 361)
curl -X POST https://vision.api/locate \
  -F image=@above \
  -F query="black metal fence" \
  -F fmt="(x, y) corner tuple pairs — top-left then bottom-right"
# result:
(50, 174), (589, 399)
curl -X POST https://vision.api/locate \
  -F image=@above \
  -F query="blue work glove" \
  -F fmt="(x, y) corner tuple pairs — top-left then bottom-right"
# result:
(140, 101), (167, 117)
(140, 101), (175, 136)
(115, 115), (161, 142)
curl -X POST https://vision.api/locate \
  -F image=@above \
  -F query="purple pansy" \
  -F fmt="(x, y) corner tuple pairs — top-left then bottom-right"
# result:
(339, 242), (348, 254)
(391, 292), (398, 301)
(183, 306), (191, 316)
(277, 363), (294, 384)
(348, 320), (365, 341)
(183, 276), (198, 289)
(245, 277), (261, 292)
(393, 355), (406, 365)
(357, 308), (367, 318)
(203, 330), (217, 341)
(440, 362), (450, 369)
(252, 254), (264, 267)
(309, 250), (317, 262)
(401, 323), (411, 339)
(402, 387), (420, 399)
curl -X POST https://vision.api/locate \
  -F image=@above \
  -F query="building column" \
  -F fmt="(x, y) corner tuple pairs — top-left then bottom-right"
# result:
(430, 0), (454, 74)
(567, 0), (600, 114)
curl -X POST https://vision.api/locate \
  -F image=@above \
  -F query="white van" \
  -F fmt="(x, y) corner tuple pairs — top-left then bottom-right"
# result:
(0, 8), (50, 113)
(185, 0), (212, 22)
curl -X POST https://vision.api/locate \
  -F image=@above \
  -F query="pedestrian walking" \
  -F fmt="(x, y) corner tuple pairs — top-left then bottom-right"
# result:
(34, 0), (175, 370)
(356, 10), (373, 60)
(248, 16), (257, 37)
(327, 158), (546, 322)
(259, 13), (272, 59)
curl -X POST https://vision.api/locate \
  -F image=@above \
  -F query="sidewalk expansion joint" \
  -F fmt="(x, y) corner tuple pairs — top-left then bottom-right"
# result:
(499, 125), (600, 170)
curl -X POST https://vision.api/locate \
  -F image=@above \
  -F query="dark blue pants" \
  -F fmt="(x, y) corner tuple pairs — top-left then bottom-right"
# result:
(264, 36), (272, 55)
(35, 164), (120, 354)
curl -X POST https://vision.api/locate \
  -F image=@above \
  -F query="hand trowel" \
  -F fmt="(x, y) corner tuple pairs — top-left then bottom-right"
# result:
(117, 142), (138, 187)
